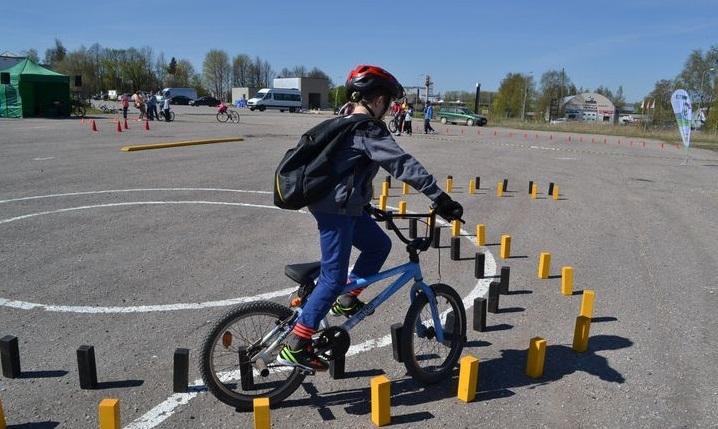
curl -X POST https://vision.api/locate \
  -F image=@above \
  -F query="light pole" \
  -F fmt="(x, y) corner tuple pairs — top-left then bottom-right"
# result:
(698, 66), (715, 115)
(521, 72), (533, 121)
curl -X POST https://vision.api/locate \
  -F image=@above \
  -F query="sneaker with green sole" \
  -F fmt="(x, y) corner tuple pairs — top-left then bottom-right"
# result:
(277, 345), (328, 372)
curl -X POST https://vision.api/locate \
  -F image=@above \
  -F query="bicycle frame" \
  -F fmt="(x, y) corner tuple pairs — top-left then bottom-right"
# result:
(293, 261), (447, 343)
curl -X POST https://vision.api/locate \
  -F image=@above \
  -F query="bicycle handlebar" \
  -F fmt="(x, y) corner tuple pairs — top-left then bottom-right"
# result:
(366, 206), (464, 253)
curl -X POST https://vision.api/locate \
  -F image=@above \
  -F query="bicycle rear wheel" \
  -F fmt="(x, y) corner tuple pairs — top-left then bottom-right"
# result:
(400, 283), (466, 384)
(216, 111), (229, 122)
(199, 301), (305, 410)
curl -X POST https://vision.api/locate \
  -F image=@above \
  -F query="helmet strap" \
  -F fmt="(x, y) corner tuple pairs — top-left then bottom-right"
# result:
(359, 100), (377, 118)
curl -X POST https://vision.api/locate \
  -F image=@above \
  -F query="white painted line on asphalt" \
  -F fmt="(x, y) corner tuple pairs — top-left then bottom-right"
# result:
(32, 156), (55, 161)
(0, 200), (299, 226)
(0, 188), (272, 204)
(125, 221), (496, 429)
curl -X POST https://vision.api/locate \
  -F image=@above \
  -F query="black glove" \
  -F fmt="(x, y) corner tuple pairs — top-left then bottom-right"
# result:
(433, 192), (464, 222)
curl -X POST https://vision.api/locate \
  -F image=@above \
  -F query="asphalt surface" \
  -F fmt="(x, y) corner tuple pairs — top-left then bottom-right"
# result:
(0, 107), (717, 428)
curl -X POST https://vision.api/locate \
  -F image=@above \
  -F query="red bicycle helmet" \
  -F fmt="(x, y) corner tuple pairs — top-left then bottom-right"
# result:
(345, 65), (404, 101)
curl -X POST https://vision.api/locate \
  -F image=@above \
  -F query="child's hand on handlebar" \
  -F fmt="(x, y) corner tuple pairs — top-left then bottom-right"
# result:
(432, 192), (464, 223)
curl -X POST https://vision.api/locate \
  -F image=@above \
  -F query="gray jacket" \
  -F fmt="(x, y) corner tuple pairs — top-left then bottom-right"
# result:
(308, 115), (443, 216)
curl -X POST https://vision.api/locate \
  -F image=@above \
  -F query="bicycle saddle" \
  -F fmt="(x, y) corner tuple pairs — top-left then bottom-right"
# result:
(284, 262), (321, 285)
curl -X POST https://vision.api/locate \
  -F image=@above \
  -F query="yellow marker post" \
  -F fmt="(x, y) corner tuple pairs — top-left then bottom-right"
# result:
(531, 183), (538, 199)
(0, 397), (6, 429)
(537, 252), (551, 279)
(572, 316), (591, 353)
(446, 177), (454, 193)
(98, 398), (120, 429)
(496, 182), (504, 197)
(580, 290), (595, 318)
(379, 195), (387, 211)
(451, 220), (461, 237)
(475, 224), (486, 246)
(468, 179), (476, 194)
(457, 355), (480, 403)
(371, 375), (391, 427)
(525, 337), (547, 379)
(253, 397), (270, 429)
(500, 235), (511, 259)
(561, 266), (574, 296)
(402, 182), (410, 195)
(553, 184), (560, 200)
(381, 181), (390, 197)
(398, 201), (407, 215)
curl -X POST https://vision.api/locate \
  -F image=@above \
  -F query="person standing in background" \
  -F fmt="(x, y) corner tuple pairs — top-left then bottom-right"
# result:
(404, 104), (413, 135)
(147, 92), (157, 121)
(424, 101), (436, 134)
(162, 95), (172, 122)
(119, 93), (130, 120)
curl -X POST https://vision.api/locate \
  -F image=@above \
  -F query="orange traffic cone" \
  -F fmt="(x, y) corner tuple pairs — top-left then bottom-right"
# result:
(91, 120), (98, 132)
(144, 119), (150, 131)
(124, 118), (129, 130)
(116, 120), (123, 133)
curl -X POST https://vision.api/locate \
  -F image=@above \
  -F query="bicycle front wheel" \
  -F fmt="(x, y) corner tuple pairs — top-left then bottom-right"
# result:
(388, 119), (398, 133)
(230, 111), (240, 123)
(216, 111), (229, 122)
(199, 301), (305, 410)
(400, 283), (466, 384)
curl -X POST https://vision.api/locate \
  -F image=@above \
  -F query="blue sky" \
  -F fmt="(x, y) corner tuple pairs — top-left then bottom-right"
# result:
(2, 0), (717, 101)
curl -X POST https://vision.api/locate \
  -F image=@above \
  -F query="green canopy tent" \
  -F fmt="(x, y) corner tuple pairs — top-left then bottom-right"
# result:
(0, 58), (70, 118)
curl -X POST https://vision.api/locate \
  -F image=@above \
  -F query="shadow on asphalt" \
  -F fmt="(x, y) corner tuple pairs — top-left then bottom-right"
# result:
(19, 370), (68, 379)
(280, 334), (631, 420)
(8, 423), (60, 429)
(97, 379), (144, 389)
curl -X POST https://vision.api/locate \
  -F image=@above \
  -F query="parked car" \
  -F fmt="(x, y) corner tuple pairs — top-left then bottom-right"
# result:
(437, 106), (488, 126)
(190, 96), (220, 107)
(170, 95), (192, 105)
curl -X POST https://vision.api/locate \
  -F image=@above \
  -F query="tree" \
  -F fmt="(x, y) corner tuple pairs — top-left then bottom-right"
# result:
(203, 49), (231, 99)
(328, 85), (347, 109)
(676, 46), (718, 108)
(492, 73), (533, 119)
(174, 59), (195, 87)
(20, 49), (39, 63)
(167, 57), (177, 75)
(647, 79), (676, 125)
(537, 69), (577, 120)
(232, 54), (253, 87)
(44, 39), (66, 67)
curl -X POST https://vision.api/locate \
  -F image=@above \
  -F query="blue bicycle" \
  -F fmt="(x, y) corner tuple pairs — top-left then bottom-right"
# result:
(199, 207), (467, 410)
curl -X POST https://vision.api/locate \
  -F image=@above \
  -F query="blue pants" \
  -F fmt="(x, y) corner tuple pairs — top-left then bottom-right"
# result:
(298, 211), (392, 329)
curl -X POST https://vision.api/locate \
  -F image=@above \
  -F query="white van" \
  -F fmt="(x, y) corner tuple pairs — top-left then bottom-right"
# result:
(161, 87), (198, 102)
(247, 88), (302, 112)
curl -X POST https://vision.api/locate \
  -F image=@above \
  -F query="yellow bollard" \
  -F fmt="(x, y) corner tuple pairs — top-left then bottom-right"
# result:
(537, 252), (551, 279)
(451, 220), (461, 237)
(0, 397), (6, 429)
(398, 201), (407, 215)
(525, 337), (547, 379)
(98, 398), (120, 429)
(475, 224), (486, 246)
(572, 316), (591, 352)
(561, 266), (574, 296)
(253, 397), (270, 429)
(531, 183), (538, 199)
(468, 179), (476, 194)
(381, 181), (390, 197)
(553, 184), (560, 200)
(496, 182), (504, 197)
(446, 176), (454, 193)
(500, 235), (511, 259)
(457, 355), (480, 403)
(580, 290), (595, 318)
(371, 375), (391, 427)
(402, 182), (410, 195)
(379, 195), (387, 211)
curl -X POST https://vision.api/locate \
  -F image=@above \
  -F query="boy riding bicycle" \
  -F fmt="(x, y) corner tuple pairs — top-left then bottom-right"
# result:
(277, 65), (463, 372)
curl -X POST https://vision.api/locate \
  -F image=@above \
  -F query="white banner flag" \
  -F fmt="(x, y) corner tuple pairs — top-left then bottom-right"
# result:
(671, 89), (692, 148)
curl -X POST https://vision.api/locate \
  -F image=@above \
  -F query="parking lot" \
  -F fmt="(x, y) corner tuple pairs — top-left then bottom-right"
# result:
(1, 106), (717, 428)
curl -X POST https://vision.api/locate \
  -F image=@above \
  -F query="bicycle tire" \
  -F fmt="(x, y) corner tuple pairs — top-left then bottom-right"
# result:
(199, 300), (305, 410)
(168, 111), (175, 121)
(388, 119), (398, 133)
(216, 111), (229, 123)
(400, 283), (466, 384)
(231, 111), (240, 123)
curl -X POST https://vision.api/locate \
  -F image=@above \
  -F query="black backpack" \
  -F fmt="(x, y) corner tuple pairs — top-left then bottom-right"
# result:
(274, 114), (384, 210)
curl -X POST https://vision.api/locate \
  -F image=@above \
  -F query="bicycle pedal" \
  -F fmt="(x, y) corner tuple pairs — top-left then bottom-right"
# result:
(298, 367), (316, 376)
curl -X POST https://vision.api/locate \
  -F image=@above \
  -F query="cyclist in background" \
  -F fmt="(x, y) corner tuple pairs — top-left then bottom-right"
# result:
(277, 65), (463, 371)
